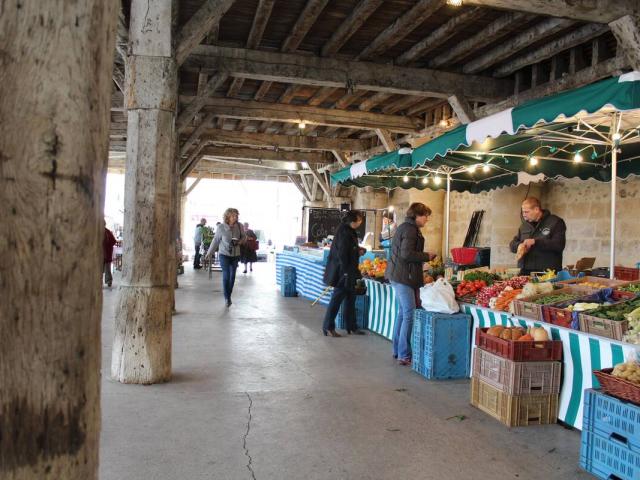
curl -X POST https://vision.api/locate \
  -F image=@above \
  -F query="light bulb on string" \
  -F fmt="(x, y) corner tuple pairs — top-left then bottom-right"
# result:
(613, 132), (622, 141)
(402, 175), (409, 183)
(467, 164), (477, 174)
(298, 122), (306, 130)
(433, 176), (442, 185)
(482, 164), (490, 173)
(573, 152), (583, 163)
(529, 156), (538, 166)
(446, 0), (462, 6)
(421, 177), (429, 185)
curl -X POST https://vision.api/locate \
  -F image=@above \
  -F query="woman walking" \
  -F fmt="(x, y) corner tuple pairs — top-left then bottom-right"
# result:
(241, 222), (258, 274)
(386, 203), (432, 365)
(322, 210), (365, 337)
(205, 208), (245, 307)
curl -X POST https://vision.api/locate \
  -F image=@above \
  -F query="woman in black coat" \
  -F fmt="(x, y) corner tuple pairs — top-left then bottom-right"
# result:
(322, 210), (365, 337)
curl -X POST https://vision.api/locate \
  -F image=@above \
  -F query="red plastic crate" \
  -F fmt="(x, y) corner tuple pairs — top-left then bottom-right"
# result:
(451, 247), (478, 265)
(614, 266), (640, 281)
(542, 290), (636, 329)
(475, 328), (563, 362)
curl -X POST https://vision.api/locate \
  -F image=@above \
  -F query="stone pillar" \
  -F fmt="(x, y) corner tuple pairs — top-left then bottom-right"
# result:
(0, 2), (117, 478)
(610, 15), (640, 71)
(112, 0), (177, 384)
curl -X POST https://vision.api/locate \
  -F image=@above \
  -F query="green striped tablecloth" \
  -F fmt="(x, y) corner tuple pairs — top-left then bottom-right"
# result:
(463, 303), (640, 430)
(361, 278), (640, 430)
(364, 279), (398, 340)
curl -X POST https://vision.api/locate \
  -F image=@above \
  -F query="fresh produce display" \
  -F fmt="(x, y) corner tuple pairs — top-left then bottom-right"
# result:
(566, 302), (600, 312)
(425, 256), (444, 279)
(475, 276), (529, 307)
(583, 297), (640, 322)
(620, 283), (640, 294)
(578, 281), (612, 289)
(623, 307), (640, 344)
(359, 257), (387, 279)
(521, 282), (554, 298)
(485, 325), (549, 342)
(535, 269), (556, 282)
(493, 288), (522, 311)
(531, 293), (578, 305)
(455, 279), (487, 298)
(461, 271), (500, 285)
(612, 361), (640, 384)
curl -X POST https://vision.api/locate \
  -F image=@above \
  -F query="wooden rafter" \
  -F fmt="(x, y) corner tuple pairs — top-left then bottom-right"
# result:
(176, 72), (228, 132)
(198, 145), (333, 164)
(321, 0), (384, 57)
(180, 112), (215, 156)
(375, 129), (396, 152)
(447, 95), (475, 124)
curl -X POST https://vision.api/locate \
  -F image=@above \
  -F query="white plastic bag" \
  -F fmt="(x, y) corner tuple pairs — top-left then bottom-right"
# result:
(419, 278), (459, 314)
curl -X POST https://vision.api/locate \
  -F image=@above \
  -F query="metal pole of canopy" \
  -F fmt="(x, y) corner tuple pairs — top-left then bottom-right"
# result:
(445, 172), (451, 259)
(609, 113), (621, 280)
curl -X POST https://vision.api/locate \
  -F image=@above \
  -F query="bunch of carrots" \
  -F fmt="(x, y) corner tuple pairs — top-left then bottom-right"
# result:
(494, 289), (522, 311)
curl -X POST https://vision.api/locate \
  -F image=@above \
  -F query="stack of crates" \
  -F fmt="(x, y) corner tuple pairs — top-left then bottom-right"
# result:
(410, 309), (472, 380)
(580, 389), (640, 480)
(336, 295), (369, 331)
(471, 328), (562, 427)
(280, 266), (297, 297)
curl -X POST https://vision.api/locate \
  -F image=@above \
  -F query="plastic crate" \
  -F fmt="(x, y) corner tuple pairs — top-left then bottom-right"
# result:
(472, 348), (561, 395)
(411, 309), (472, 380)
(583, 389), (640, 449)
(615, 266), (640, 282)
(475, 328), (563, 362)
(470, 376), (559, 427)
(280, 266), (297, 297)
(558, 276), (629, 291)
(451, 247), (479, 265)
(579, 314), (628, 341)
(580, 429), (640, 480)
(336, 295), (369, 331)
(542, 290), (636, 330)
(511, 287), (586, 321)
(475, 248), (491, 267)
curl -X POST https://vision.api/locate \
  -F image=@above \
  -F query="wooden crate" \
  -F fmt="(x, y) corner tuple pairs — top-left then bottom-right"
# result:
(511, 287), (585, 321)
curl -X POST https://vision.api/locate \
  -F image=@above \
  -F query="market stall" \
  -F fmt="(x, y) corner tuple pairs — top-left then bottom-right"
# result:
(275, 248), (330, 305)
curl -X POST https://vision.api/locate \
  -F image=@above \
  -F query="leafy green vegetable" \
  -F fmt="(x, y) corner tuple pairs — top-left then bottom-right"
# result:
(586, 298), (640, 322)
(619, 283), (640, 294)
(462, 271), (499, 285)
(531, 293), (578, 305)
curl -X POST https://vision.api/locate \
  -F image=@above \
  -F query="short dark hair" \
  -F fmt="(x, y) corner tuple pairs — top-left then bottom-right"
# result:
(406, 202), (432, 219)
(342, 210), (364, 224)
(522, 197), (542, 209)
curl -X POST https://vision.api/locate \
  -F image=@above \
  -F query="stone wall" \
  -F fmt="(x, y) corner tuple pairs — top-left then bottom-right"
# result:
(543, 176), (640, 269)
(448, 191), (492, 251)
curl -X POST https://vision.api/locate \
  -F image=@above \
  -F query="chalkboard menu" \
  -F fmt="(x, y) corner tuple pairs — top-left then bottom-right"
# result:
(307, 208), (366, 242)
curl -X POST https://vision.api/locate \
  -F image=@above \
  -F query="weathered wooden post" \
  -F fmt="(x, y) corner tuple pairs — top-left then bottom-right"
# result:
(0, 2), (117, 478)
(112, 0), (177, 384)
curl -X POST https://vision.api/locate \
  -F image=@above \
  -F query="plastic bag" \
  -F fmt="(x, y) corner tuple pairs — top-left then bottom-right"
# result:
(419, 278), (459, 314)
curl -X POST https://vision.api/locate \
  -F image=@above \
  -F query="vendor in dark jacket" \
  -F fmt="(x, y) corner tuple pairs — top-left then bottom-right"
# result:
(386, 203), (432, 365)
(322, 210), (365, 337)
(509, 197), (566, 275)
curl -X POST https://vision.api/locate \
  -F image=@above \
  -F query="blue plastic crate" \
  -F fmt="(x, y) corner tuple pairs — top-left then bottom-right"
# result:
(411, 313), (425, 373)
(411, 309), (472, 380)
(583, 389), (640, 450)
(281, 266), (297, 297)
(336, 295), (369, 330)
(580, 428), (640, 480)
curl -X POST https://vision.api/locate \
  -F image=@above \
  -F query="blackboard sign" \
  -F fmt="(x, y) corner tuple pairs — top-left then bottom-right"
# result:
(307, 208), (366, 242)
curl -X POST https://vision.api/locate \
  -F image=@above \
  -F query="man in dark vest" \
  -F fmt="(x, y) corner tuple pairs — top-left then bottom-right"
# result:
(509, 197), (567, 275)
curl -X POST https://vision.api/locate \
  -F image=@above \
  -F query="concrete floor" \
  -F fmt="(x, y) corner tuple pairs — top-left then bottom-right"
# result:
(100, 262), (589, 480)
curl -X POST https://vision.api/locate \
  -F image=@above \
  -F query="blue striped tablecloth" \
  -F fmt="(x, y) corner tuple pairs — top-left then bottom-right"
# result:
(364, 279), (397, 340)
(275, 252), (330, 306)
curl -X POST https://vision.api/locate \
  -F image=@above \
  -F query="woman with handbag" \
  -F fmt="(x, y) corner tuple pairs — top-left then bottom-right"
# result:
(322, 210), (366, 337)
(386, 203), (432, 365)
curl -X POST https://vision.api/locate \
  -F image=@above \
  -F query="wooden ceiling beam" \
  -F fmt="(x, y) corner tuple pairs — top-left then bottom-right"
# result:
(332, 90), (369, 109)
(359, 92), (393, 111)
(429, 11), (532, 68)
(199, 145), (333, 163)
(381, 95), (423, 115)
(175, 0), (236, 66)
(185, 45), (511, 101)
(610, 14), (640, 71)
(447, 94), (475, 124)
(321, 0), (384, 57)
(356, 0), (445, 60)
(185, 96), (422, 132)
(176, 72), (228, 132)
(375, 129), (396, 152)
(180, 112), (215, 156)
(493, 23), (609, 77)
(307, 86), (340, 107)
(281, 0), (331, 52)
(461, 0), (639, 24)
(463, 18), (575, 74)
(396, 8), (481, 66)
(190, 128), (369, 151)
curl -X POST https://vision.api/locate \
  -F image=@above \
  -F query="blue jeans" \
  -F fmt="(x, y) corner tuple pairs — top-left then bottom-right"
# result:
(322, 277), (356, 332)
(219, 254), (239, 301)
(391, 281), (416, 361)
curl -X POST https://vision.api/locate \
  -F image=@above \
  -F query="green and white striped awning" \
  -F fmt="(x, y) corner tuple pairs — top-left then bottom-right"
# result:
(332, 72), (640, 192)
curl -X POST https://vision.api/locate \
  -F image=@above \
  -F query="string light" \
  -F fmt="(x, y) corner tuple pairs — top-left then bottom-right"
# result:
(402, 175), (409, 183)
(439, 119), (449, 128)
(573, 152), (583, 163)
(421, 177), (429, 185)
(433, 176), (442, 185)
(529, 156), (538, 166)
(612, 132), (622, 141)
(482, 164), (490, 173)
(446, 0), (462, 5)
(467, 164), (477, 174)
(298, 122), (306, 129)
